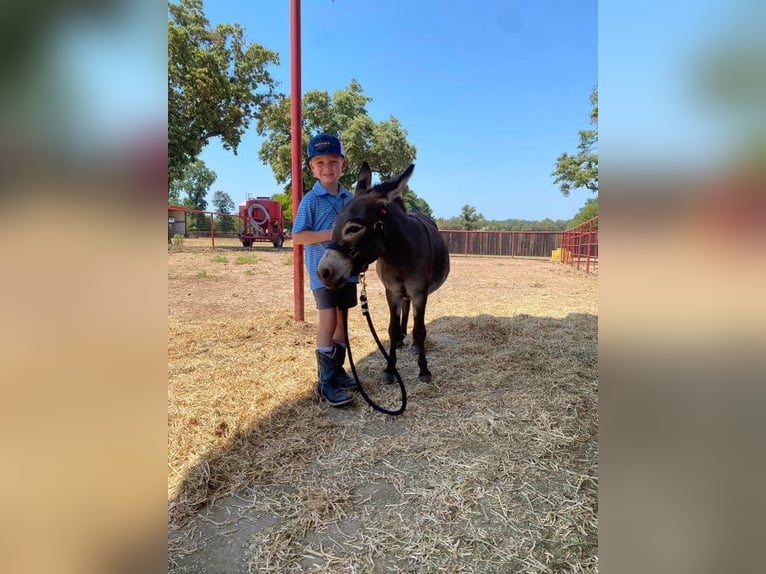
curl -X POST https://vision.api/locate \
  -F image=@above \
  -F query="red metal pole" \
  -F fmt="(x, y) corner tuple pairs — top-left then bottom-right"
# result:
(210, 213), (215, 249)
(290, 0), (304, 321)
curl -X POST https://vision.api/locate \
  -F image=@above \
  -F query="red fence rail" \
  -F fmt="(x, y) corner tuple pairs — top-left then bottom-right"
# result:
(561, 216), (598, 273)
(168, 206), (244, 245)
(439, 230), (562, 258)
(169, 206), (571, 261)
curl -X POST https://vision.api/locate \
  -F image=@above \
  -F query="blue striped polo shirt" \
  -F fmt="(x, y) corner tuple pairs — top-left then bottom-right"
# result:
(293, 181), (359, 290)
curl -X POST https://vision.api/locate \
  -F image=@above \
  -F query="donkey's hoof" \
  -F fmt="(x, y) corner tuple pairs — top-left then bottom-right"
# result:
(382, 371), (395, 385)
(418, 372), (432, 383)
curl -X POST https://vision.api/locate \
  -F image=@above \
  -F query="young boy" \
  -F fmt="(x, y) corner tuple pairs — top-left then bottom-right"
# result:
(292, 133), (358, 407)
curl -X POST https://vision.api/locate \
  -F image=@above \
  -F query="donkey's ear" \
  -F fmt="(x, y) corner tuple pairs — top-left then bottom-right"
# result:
(377, 163), (414, 203)
(355, 162), (372, 195)
(396, 163), (415, 189)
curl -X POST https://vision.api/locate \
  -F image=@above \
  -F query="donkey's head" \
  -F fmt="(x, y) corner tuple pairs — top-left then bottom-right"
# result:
(317, 161), (414, 289)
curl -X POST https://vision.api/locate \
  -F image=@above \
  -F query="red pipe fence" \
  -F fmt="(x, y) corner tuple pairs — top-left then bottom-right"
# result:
(561, 216), (598, 273)
(170, 206), (598, 273)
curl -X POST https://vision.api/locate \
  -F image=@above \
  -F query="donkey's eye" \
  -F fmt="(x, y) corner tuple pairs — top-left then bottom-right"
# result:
(345, 224), (363, 235)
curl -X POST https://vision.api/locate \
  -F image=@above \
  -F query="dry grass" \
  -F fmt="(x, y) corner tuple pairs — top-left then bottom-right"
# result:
(168, 239), (598, 573)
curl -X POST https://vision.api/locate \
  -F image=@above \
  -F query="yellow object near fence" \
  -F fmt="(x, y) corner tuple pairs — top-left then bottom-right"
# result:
(551, 248), (562, 261)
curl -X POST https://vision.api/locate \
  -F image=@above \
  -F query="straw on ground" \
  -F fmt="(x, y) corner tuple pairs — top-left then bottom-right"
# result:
(168, 240), (598, 573)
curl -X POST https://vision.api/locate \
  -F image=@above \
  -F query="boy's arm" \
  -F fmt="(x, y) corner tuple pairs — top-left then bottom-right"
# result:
(292, 193), (333, 245)
(292, 229), (333, 245)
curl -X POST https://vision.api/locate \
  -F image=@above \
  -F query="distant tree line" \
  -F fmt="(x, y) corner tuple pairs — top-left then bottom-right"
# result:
(436, 217), (570, 232)
(435, 204), (570, 231)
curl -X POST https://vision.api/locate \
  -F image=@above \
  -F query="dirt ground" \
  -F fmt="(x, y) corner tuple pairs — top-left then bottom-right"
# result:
(168, 239), (598, 573)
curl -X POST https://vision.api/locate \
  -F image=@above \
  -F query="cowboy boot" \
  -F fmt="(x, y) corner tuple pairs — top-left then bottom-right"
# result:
(332, 342), (358, 390)
(316, 350), (354, 407)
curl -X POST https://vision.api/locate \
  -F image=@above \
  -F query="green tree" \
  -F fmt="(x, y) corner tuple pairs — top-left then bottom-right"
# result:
(552, 86), (598, 196)
(170, 159), (216, 230)
(434, 216), (461, 230)
(436, 215), (569, 231)
(212, 190), (235, 232)
(402, 191), (433, 218)
(257, 79), (432, 214)
(170, 159), (215, 210)
(168, 0), (279, 184)
(270, 192), (293, 227)
(212, 190), (234, 213)
(569, 197), (599, 229)
(537, 217), (561, 231)
(168, 184), (181, 206)
(459, 205), (484, 230)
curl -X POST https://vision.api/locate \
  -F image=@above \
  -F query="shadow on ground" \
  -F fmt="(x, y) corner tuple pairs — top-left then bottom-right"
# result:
(169, 312), (598, 573)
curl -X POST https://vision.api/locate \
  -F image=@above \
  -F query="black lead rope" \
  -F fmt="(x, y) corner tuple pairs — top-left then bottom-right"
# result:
(343, 273), (407, 416)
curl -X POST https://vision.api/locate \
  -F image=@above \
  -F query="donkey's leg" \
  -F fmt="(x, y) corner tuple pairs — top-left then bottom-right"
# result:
(411, 294), (431, 382)
(383, 289), (402, 385)
(398, 297), (411, 349)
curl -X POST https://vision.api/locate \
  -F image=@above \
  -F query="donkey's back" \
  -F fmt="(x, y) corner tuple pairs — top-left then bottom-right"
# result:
(377, 211), (449, 299)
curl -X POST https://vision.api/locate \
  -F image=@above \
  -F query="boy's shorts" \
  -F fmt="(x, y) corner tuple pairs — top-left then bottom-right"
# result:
(313, 283), (358, 310)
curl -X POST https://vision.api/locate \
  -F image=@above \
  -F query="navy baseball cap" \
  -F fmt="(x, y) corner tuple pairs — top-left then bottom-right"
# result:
(307, 133), (345, 160)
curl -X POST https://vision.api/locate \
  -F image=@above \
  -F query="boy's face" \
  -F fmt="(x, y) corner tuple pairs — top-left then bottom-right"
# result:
(309, 154), (346, 188)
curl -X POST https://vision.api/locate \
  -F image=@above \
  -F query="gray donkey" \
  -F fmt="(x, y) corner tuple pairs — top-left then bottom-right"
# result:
(318, 162), (450, 383)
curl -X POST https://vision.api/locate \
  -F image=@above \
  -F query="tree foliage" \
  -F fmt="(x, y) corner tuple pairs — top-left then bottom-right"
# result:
(402, 191), (433, 218)
(257, 79), (432, 215)
(168, 0), (279, 184)
(212, 190), (235, 232)
(568, 197), (598, 229)
(438, 207), (569, 232)
(552, 86), (598, 196)
(212, 190), (234, 214)
(270, 192), (293, 227)
(458, 205), (484, 230)
(169, 159), (216, 211)
(436, 216), (570, 231)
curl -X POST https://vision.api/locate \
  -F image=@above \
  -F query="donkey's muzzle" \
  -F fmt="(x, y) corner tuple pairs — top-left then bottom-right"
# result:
(318, 266), (345, 289)
(317, 249), (353, 289)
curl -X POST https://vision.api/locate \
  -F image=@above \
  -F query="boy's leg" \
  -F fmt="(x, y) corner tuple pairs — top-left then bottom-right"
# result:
(332, 284), (358, 389)
(332, 307), (357, 388)
(332, 307), (347, 347)
(316, 307), (336, 349)
(313, 288), (353, 406)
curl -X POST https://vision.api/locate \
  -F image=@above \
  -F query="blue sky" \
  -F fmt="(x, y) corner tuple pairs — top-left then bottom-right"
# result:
(599, 0), (748, 171)
(197, 0), (597, 221)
